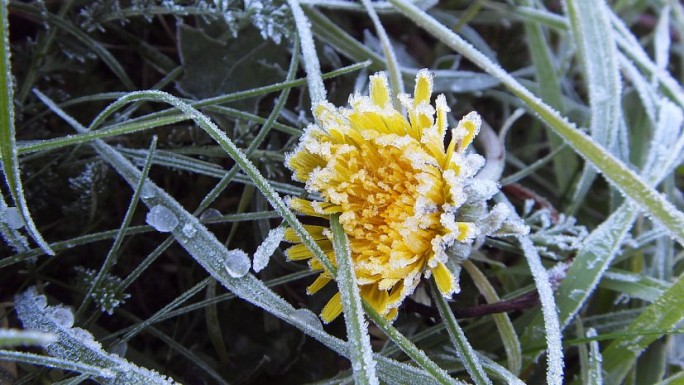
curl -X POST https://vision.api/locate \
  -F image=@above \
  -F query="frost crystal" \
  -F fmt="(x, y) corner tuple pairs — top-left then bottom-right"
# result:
(181, 223), (197, 238)
(253, 227), (285, 272)
(75, 267), (130, 315)
(224, 249), (251, 278)
(146, 205), (179, 232)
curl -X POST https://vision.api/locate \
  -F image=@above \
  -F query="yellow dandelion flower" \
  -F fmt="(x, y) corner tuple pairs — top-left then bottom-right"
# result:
(285, 69), (485, 323)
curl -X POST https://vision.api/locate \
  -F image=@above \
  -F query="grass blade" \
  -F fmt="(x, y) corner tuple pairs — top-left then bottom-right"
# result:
(331, 215), (379, 385)
(430, 278), (492, 385)
(0, 1), (54, 256)
(564, 0), (622, 214)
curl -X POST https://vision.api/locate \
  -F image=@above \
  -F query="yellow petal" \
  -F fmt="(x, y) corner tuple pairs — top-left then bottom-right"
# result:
(385, 307), (399, 321)
(369, 72), (391, 107)
(361, 285), (389, 315)
(433, 262), (455, 296)
(414, 69), (433, 106)
(456, 222), (473, 242)
(321, 292), (343, 323)
(283, 225), (328, 243)
(286, 244), (314, 261)
(456, 111), (481, 152)
(287, 151), (326, 182)
(288, 198), (341, 217)
(307, 275), (332, 294)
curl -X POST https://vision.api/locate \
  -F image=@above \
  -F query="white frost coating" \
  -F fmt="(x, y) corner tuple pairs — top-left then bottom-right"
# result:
(2, 206), (25, 229)
(292, 308), (323, 331)
(518, 236), (564, 385)
(14, 287), (179, 384)
(287, 0), (326, 104)
(224, 249), (251, 278)
(146, 205), (179, 232)
(253, 227), (285, 272)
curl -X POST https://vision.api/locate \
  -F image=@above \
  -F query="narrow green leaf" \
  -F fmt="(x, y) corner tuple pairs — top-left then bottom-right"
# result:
(0, 1), (54, 256)
(462, 260), (521, 374)
(430, 278), (492, 385)
(520, 0), (578, 193)
(331, 215), (379, 385)
(564, 0), (622, 214)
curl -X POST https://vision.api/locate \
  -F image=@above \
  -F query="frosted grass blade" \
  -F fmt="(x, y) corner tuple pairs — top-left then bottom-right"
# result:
(15, 287), (179, 384)
(563, 0), (622, 214)
(586, 329), (603, 385)
(520, 0), (577, 193)
(430, 279), (492, 385)
(0, 1), (54, 256)
(0, 350), (113, 378)
(288, 0), (326, 104)
(0, 329), (56, 347)
(389, 0), (684, 247)
(331, 215), (379, 385)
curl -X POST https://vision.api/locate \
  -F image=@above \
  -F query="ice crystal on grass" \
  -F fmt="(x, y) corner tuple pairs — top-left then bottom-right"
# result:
(225, 249), (251, 278)
(524, 206), (588, 260)
(284, 70), (509, 322)
(253, 226), (285, 272)
(14, 287), (179, 384)
(146, 205), (179, 233)
(1, 206), (24, 230)
(75, 267), (131, 315)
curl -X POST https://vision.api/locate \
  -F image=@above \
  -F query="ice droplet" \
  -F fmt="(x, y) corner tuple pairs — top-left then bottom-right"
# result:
(181, 223), (197, 238)
(140, 183), (156, 199)
(146, 205), (179, 232)
(33, 295), (47, 309)
(293, 308), (323, 331)
(48, 306), (75, 328)
(224, 249), (250, 278)
(3, 207), (25, 229)
(199, 208), (222, 222)
(253, 227), (285, 272)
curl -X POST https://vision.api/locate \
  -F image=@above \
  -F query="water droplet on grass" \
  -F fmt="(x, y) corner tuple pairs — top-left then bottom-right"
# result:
(293, 308), (323, 331)
(225, 249), (250, 278)
(48, 306), (74, 328)
(199, 208), (222, 223)
(146, 205), (178, 232)
(3, 207), (24, 229)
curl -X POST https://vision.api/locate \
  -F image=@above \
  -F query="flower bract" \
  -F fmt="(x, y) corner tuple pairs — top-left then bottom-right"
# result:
(285, 70), (490, 323)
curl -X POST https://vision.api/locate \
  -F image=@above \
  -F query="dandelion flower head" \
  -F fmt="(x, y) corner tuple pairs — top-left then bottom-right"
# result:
(285, 70), (490, 323)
